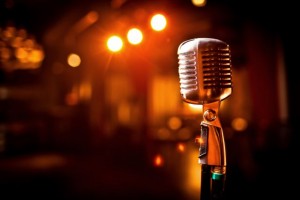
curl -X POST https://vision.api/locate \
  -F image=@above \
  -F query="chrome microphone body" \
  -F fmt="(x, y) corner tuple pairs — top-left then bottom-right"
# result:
(177, 38), (232, 200)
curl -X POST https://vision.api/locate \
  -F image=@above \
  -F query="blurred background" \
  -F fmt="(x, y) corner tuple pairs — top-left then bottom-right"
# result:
(0, 0), (299, 199)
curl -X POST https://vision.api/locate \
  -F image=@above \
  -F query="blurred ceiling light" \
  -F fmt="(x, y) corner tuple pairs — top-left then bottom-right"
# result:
(192, 0), (207, 7)
(107, 35), (123, 52)
(15, 48), (28, 63)
(150, 13), (167, 31)
(127, 28), (143, 45)
(153, 154), (164, 167)
(0, 26), (45, 71)
(231, 117), (248, 132)
(11, 36), (23, 48)
(177, 143), (185, 152)
(28, 48), (44, 63)
(168, 116), (182, 130)
(2, 26), (16, 39)
(67, 53), (81, 67)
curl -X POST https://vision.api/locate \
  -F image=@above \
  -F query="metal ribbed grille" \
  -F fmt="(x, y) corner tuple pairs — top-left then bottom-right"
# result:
(202, 47), (232, 89)
(178, 51), (197, 92)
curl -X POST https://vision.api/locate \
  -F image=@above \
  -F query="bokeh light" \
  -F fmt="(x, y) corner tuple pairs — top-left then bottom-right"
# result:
(150, 13), (167, 31)
(153, 154), (164, 167)
(67, 53), (81, 67)
(177, 143), (185, 152)
(191, 0), (207, 7)
(0, 26), (45, 70)
(231, 117), (248, 132)
(107, 35), (123, 52)
(127, 28), (143, 45)
(168, 116), (182, 130)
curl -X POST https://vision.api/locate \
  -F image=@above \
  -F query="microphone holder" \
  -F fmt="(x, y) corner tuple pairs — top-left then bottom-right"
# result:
(198, 101), (226, 200)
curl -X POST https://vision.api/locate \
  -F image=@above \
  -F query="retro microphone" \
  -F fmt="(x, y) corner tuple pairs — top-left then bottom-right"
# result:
(177, 38), (232, 200)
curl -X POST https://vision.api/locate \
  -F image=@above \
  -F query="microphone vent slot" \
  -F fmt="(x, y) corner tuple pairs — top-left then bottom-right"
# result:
(201, 47), (232, 89)
(178, 51), (198, 93)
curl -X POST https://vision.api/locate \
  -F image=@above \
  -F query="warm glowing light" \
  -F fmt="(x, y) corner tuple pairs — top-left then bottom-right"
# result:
(67, 53), (81, 67)
(184, 103), (203, 115)
(127, 28), (143, 45)
(231, 117), (248, 132)
(1, 26), (44, 70)
(188, 103), (202, 110)
(16, 48), (29, 63)
(168, 116), (182, 130)
(28, 49), (44, 63)
(11, 36), (23, 48)
(153, 154), (164, 167)
(24, 39), (35, 49)
(3, 26), (15, 39)
(150, 14), (167, 31)
(107, 35), (123, 52)
(177, 143), (185, 152)
(195, 136), (203, 145)
(191, 0), (207, 7)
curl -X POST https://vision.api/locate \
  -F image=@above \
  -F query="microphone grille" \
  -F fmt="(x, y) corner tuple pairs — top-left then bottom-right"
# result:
(177, 38), (232, 104)
(202, 46), (232, 89)
(178, 51), (198, 93)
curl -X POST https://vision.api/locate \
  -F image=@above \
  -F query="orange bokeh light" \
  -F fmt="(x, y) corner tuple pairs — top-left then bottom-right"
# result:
(177, 143), (185, 152)
(153, 154), (164, 167)
(150, 13), (167, 31)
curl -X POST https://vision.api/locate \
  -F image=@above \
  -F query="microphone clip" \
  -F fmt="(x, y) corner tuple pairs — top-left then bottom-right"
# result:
(198, 101), (226, 168)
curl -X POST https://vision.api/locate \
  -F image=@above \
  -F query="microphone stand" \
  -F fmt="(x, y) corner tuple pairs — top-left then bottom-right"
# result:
(200, 165), (226, 200)
(198, 101), (226, 200)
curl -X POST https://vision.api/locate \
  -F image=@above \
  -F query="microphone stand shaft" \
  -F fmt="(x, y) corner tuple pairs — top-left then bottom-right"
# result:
(200, 164), (226, 200)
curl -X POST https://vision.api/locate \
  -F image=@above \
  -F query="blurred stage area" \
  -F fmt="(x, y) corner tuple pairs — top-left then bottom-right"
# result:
(0, 0), (299, 199)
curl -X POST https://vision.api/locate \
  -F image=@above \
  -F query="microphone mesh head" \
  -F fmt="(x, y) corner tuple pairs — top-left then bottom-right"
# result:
(178, 38), (232, 104)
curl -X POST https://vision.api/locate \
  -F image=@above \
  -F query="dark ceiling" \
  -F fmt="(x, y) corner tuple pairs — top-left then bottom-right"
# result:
(0, 0), (298, 70)
(1, 0), (296, 36)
